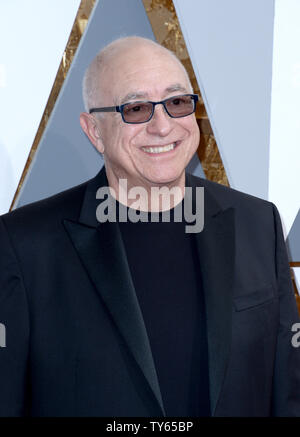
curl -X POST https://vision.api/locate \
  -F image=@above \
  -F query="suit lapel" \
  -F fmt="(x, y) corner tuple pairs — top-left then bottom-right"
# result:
(64, 168), (235, 417)
(63, 167), (165, 416)
(196, 208), (235, 416)
(186, 173), (235, 416)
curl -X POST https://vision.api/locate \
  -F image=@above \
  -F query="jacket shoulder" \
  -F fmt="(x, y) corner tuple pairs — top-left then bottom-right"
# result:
(189, 173), (273, 211)
(0, 179), (90, 236)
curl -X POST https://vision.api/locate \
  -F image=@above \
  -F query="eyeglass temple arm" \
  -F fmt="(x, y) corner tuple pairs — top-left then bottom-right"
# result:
(89, 106), (120, 114)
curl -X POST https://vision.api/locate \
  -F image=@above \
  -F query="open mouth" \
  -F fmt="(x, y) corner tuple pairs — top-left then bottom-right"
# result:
(141, 142), (179, 154)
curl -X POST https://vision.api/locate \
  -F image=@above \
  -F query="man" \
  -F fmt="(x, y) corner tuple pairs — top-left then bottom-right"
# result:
(0, 36), (299, 417)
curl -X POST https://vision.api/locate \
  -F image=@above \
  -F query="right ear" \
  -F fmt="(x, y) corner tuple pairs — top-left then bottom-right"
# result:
(79, 112), (105, 154)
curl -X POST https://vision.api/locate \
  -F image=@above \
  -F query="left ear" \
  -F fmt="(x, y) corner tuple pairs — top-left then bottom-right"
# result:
(79, 112), (105, 153)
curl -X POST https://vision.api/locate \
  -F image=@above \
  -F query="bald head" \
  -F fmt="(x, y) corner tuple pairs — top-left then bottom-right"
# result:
(79, 35), (200, 196)
(82, 36), (192, 112)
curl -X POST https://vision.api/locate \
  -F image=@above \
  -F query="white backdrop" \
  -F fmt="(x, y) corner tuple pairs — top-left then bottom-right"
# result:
(0, 0), (80, 214)
(269, 0), (300, 236)
(269, 0), (300, 288)
(173, 0), (300, 288)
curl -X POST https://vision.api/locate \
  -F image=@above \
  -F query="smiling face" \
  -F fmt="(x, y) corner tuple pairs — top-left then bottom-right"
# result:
(81, 42), (200, 193)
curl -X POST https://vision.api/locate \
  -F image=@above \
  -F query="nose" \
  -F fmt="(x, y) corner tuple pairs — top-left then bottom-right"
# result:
(146, 103), (173, 136)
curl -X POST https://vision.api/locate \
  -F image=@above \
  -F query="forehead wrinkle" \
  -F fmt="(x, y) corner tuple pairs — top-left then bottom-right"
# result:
(117, 83), (190, 106)
(118, 91), (149, 105)
(165, 84), (190, 94)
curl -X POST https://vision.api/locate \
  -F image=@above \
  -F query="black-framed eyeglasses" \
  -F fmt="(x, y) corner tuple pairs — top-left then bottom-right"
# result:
(89, 94), (198, 124)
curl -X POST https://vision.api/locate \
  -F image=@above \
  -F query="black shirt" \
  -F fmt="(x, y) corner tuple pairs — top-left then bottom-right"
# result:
(118, 201), (210, 416)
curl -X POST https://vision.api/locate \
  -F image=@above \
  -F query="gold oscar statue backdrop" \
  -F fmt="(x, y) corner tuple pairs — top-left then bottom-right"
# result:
(11, 0), (300, 314)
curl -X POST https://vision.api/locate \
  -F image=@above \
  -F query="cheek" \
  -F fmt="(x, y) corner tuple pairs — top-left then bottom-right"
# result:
(104, 125), (144, 164)
(193, 124), (200, 145)
(101, 119), (126, 152)
(190, 118), (200, 135)
(182, 119), (200, 145)
(119, 125), (146, 150)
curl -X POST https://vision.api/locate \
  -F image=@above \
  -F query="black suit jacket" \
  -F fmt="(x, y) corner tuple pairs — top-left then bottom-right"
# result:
(0, 167), (299, 416)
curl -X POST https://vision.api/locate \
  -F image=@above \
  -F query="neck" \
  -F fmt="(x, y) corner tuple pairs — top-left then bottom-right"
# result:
(105, 170), (185, 212)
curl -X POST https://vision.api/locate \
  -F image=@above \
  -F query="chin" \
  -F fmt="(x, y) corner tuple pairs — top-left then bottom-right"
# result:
(143, 169), (184, 187)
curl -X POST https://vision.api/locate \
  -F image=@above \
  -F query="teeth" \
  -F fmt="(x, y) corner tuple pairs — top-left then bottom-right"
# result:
(142, 143), (176, 154)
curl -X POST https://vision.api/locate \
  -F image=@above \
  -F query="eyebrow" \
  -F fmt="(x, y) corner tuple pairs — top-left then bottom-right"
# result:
(165, 84), (190, 94)
(119, 92), (149, 105)
(118, 84), (190, 105)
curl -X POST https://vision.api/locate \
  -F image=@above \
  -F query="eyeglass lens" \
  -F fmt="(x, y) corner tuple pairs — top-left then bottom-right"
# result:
(122, 95), (195, 123)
